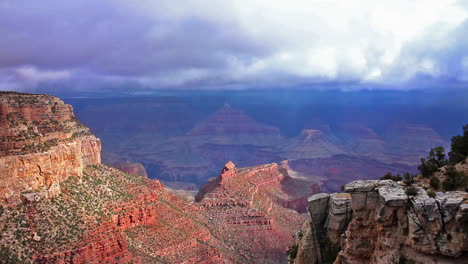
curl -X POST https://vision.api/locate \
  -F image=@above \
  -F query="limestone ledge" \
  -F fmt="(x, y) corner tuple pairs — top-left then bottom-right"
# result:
(295, 179), (468, 264)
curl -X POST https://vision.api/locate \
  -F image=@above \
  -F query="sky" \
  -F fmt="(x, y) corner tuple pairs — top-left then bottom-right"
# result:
(1, 0), (468, 92)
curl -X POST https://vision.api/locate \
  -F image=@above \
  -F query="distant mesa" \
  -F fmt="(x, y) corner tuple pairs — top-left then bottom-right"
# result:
(188, 104), (281, 137)
(112, 161), (148, 178)
(282, 128), (346, 159)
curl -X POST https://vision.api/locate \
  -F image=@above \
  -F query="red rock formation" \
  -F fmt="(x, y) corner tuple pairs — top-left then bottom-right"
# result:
(0, 92), (101, 205)
(0, 93), (315, 264)
(220, 160), (237, 180)
(195, 161), (311, 263)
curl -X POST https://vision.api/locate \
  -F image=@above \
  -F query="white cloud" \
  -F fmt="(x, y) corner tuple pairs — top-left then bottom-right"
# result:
(225, 0), (468, 84)
(15, 66), (70, 84)
(0, 66), (70, 91)
(1, 0), (468, 90)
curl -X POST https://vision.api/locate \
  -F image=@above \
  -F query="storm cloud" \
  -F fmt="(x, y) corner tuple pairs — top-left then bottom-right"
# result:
(1, 0), (468, 91)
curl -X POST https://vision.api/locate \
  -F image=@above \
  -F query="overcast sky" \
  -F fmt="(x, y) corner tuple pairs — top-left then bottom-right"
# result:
(1, 0), (468, 91)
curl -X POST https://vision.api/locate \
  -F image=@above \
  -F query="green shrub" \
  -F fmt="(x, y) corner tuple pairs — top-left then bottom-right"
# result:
(442, 165), (465, 191)
(403, 173), (415, 186)
(429, 176), (440, 189)
(380, 173), (402, 182)
(427, 190), (436, 198)
(406, 186), (418, 196)
(0, 246), (26, 264)
(448, 124), (468, 164)
(418, 146), (447, 178)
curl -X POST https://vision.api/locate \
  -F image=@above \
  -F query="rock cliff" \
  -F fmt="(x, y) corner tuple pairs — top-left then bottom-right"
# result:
(112, 161), (148, 178)
(196, 161), (313, 263)
(0, 92), (317, 263)
(0, 92), (101, 205)
(293, 180), (468, 264)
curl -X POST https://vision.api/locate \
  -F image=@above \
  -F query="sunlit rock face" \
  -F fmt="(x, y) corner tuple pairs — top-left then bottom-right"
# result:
(196, 161), (314, 263)
(0, 93), (318, 263)
(294, 179), (468, 264)
(0, 92), (101, 205)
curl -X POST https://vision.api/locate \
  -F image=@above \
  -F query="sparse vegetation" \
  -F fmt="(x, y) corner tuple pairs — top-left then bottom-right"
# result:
(405, 186), (418, 196)
(0, 246), (27, 264)
(0, 164), (149, 261)
(418, 146), (448, 178)
(442, 165), (466, 191)
(429, 176), (440, 189)
(448, 124), (468, 164)
(427, 190), (436, 198)
(21, 139), (58, 153)
(380, 172), (402, 182)
(403, 173), (415, 186)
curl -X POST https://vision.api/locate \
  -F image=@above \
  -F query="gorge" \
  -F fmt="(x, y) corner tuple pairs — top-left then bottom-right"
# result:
(0, 92), (466, 264)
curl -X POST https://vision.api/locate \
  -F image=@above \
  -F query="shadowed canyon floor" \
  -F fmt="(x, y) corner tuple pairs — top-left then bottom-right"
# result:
(70, 99), (444, 193)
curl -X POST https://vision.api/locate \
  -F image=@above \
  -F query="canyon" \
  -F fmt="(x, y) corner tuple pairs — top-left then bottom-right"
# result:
(0, 92), (315, 263)
(72, 98), (441, 194)
(1, 92), (466, 264)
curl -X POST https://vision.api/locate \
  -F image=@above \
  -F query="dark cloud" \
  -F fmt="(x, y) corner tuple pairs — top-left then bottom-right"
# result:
(0, 0), (468, 91)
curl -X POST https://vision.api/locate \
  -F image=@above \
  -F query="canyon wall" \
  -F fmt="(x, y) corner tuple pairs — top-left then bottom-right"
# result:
(0, 92), (316, 263)
(0, 92), (101, 206)
(293, 180), (468, 264)
(196, 161), (313, 263)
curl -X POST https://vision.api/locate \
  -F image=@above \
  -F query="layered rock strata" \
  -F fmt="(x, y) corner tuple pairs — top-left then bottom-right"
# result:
(293, 180), (468, 264)
(294, 192), (352, 264)
(196, 161), (312, 263)
(0, 92), (101, 205)
(0, 92), (316, 263)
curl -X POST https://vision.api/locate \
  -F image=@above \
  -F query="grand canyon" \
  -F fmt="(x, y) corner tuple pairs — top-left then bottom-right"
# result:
(0, 92), (466, 264)
(2, 1), (468, 263)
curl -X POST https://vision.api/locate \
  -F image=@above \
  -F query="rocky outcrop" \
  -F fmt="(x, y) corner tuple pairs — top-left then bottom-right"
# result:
(112, 161), (148, 178)
(0, 92), (101, 206)
(196, 161), (312, 263)
(293, 180), (468, 264)
(294, 193), (352, 264)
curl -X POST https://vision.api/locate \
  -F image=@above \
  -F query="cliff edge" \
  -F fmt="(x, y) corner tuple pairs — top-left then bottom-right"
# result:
(0, 92), (101, 205)
(292, 179), (468, 264)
